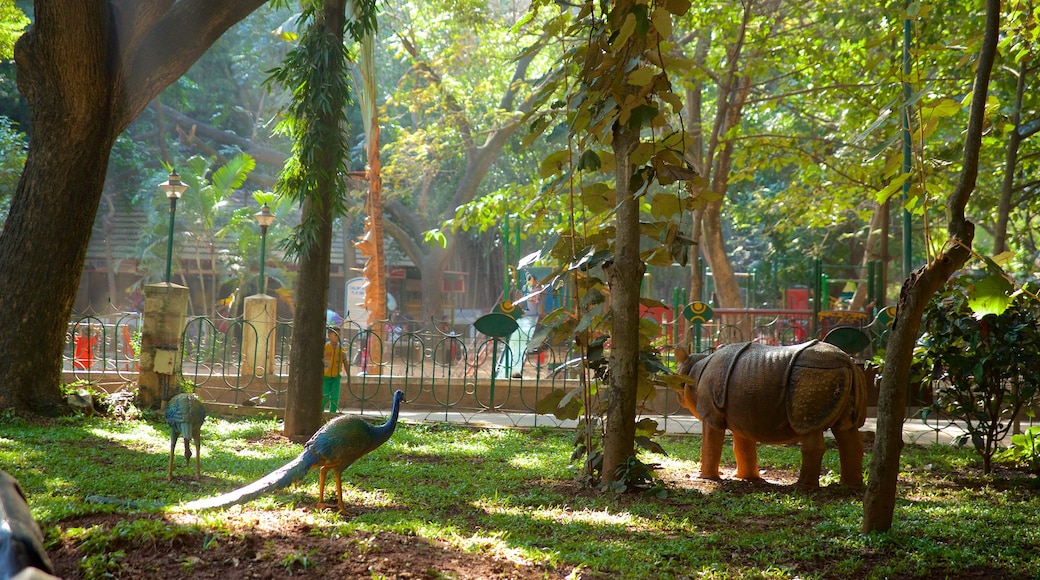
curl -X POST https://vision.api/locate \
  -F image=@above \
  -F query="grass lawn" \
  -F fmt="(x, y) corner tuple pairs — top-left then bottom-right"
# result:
(2, 410), (1039, 579)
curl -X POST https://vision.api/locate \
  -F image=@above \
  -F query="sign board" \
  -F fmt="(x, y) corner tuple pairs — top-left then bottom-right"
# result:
(344, 277), (397, 325)
(683, 301), (713, 324)
(344, 277), (368, 324)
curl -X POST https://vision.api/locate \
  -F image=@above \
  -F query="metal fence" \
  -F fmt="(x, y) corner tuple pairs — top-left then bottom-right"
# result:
(62, 312), (693, 428)
(61, 307), (897, 432)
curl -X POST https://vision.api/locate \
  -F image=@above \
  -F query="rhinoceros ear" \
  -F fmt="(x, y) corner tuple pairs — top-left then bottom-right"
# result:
(675, 346), (688, 365)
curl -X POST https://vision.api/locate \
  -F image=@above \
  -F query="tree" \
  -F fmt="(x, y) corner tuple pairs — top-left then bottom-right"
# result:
(862, 0), (1000, 533)
(173, 154), (256, 314)
(270, 0), (364, 439)
(677, 3), (908, 315)
(524, 0), (696, 487)
(0, 0), (269, 415)
(378, 0), (550, 321)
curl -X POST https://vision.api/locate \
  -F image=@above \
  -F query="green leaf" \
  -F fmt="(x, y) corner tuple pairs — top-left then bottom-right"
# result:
(663, 0), (691, 16)
(581, 182), (614, 214)
(535, 388), (584, 420)
(627, 67), (656, 87)
(635, 436), (667, 455)
(423, 229), (448, 248)
(651, 7), (673, 39)
(577, 149), (602, 172)
(649, 192), (681, 219)
(612, 13), (636, 49)
(626, 104), (659, 131)
(967, 262), (1014, 317)
(875, 172), (911, 204)
(919, 98), (963, 121)
(540, 150), (570, 179)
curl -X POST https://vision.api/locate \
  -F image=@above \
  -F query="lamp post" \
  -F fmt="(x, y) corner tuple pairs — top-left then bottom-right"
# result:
(159, 171), (188, 285)
(254, 203), (275, 295)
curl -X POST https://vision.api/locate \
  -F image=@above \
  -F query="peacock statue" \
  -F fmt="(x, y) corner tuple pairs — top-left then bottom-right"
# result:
(165, 392), (207, 481)
(180, 389), (405, 513)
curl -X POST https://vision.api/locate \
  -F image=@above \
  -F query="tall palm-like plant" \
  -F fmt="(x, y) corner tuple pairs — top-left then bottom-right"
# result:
(351, 5), (387, 365)
(178, 154), (256, 314)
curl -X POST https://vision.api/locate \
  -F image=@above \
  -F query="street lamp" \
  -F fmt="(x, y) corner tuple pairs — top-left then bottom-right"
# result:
(254, 203), (275, 295)
(159, 171), (188, 285)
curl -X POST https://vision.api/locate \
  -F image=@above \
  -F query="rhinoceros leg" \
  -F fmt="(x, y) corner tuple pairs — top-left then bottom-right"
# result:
(832, 426), (864, 487)
(698, 425), (725, 480)
(797, 431), (826, 488)
(732, 433), (762, 480)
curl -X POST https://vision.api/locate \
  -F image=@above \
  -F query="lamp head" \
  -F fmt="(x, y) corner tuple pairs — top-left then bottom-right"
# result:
(159, 171), (188, 200)
(254, 204), (275, 228)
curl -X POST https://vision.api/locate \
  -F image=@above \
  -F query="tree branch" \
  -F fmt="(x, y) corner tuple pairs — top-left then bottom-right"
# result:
(116, 0), (269, 133)
(160, 104), (289, 167)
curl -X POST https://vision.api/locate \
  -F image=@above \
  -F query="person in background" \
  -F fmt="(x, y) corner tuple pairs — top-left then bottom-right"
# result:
(522, 273), (543, 319)
(510, 272), (544, 378)
(322, 328), (347, 413)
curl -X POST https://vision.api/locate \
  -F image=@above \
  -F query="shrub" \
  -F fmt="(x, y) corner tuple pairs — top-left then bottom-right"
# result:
(996, 426), (1040, 476)
(915, 276), (1040, 473)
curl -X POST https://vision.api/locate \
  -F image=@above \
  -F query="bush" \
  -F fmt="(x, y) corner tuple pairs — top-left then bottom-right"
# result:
(915, 276), (1040, 473)
(996, 426), (1040, 476)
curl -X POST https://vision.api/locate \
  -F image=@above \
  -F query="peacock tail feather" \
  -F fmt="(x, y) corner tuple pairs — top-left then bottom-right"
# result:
(179, 448), (318, 511)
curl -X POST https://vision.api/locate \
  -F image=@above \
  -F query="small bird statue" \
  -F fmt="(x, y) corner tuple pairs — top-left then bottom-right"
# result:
(182, 389), (405, 513)
(165, 392), (207, 481)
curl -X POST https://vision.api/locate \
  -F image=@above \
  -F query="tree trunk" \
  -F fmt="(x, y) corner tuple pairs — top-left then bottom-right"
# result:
(420, 262), (447, 324)
(697, 67), (752, 340)
(383, 203), (452, 323)
(601, 120), (644, 485)
(283, 197), (335, 439)
(851, 207), (885, 311)
(862, 0), (998, 532)
(0, 1), (265, 415)
(357, 25), (388, 361)
(688, 210), (704, 306)
(102, 193), (120, 309)
(701, 201), (742, 308)
(283, 0), (347, 440)
(701, 107), (750, 338)
(994, 60), (1026, 255)
(0, 110), (115, 415)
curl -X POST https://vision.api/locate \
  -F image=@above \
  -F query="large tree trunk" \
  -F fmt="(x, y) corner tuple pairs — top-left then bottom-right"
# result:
(420, 263), (447, 323)
(284, 197), (335, 438)
(383, 203), (453, 322)
(0, 1), (265, 415)
(0, 101), (115, 415)
(689, 6), (752, 328)
(862, 0), (998, 532)
(283, 0), (348, 440)
(601, 120), (644, 485)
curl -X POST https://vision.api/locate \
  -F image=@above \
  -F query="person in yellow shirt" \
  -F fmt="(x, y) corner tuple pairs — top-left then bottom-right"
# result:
(323, 328), (347, 412)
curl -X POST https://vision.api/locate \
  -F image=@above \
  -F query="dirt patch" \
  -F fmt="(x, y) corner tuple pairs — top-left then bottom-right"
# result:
(49, 506), (569, 579)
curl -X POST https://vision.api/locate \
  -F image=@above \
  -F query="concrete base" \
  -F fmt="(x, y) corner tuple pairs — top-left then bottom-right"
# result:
(242, 294), (277, 376)
(139, 283), (189, 408)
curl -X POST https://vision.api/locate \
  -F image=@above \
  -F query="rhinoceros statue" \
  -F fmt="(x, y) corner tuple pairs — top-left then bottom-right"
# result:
(676, 340), (868, 488)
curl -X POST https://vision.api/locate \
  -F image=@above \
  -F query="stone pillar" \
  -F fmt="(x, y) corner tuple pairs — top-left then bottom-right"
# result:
(140, 283), (189, 408)
(242, 294), (277, 376)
